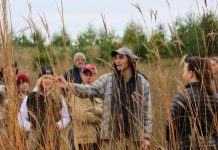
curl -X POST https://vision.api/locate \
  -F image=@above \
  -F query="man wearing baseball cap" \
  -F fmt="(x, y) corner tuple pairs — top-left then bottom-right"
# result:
(70, 64), (103, 149)
(58, 47), (152, 149)
(81, 64), (97, 84)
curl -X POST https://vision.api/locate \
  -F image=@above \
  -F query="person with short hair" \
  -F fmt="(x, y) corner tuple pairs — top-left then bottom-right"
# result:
(167, 56), (218, 149)
(64, 52), (86, 83)
(57, 47), (152, 149)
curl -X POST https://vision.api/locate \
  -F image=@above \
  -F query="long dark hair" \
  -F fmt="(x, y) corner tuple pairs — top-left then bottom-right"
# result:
(184, 56), (215, 95)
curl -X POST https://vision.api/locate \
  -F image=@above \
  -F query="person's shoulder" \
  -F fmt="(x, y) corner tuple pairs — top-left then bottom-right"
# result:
(0, 84), (6, 92)
(26, 92), (38, 107)
(27, 91), (37, 100)
(98, 72), (113, 79)
(137, 71), (149, 82)
(172, 92), (187, 107)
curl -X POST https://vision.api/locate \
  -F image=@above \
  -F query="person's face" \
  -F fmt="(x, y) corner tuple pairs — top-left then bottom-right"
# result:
(19, 82), (30, 93)
(41, 75), (53, 90)
(114, 54), (129, 71)
(210, 60), (218, 74)
(82, 70), (96, 84)
(75, 57), (85, 69)
(182, 63), (194, 84)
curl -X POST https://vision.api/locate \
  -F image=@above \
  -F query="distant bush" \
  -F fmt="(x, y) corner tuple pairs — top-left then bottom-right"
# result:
(150, 24), (173, 58)
(122, 21), (149, 60)
(32, 47), (57, 69)
(14, 34), (33, 47)
(97, 29), (120, 61)
(51, 29), (72, 47)
(169, 12), (218, 57)
(72, 25), (98, 62)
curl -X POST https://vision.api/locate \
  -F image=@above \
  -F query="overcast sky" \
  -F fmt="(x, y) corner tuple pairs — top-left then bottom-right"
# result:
(9, 0), (217, 39)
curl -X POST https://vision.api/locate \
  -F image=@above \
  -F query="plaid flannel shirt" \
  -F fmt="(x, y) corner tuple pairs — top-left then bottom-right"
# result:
(73, 72), (152, 140)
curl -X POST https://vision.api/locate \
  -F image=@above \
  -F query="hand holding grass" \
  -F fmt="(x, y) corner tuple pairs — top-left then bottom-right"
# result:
(55, 76), (68, 88)
(141, 138), (150, 150)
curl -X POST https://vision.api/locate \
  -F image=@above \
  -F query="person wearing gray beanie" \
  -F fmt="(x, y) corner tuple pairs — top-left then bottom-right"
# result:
(74, 52), (86, 64)
(64, 52), (86, 83)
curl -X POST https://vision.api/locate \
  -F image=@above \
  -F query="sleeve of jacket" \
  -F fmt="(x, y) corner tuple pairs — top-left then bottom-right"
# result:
(142, 78), (152, 139)
(73, 74), (108, 97)
(169, 92), (187, 143)
(57, 96), (71, 129)
(171, 93), (186, 121)
(18, 96), (32, 131)
(64, 71), (70, 81)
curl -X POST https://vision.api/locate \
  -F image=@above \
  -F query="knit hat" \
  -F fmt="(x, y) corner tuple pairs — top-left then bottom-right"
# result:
(39, 65), (53, 77)
(82, 64), (97, 74)
(74, 52), (86, 63)
(16, 72), (30, 87)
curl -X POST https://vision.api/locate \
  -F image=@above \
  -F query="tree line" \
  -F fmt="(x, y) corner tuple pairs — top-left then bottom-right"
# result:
(5, 12), (218, 66)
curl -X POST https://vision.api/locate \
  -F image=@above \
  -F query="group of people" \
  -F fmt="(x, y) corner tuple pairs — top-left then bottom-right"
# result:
(0, 47), (218, 149)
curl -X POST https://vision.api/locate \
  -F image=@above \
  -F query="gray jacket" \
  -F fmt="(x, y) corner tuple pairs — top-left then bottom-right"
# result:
(73, 72), (152, 141)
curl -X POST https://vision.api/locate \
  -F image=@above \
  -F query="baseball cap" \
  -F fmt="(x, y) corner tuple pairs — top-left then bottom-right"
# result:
(111, 47), (138, 60)
(82, 64), (97, 74)
(39, 65), (53, 77)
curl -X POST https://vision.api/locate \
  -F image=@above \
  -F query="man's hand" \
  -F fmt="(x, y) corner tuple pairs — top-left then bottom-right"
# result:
(141, 138), (150, 150)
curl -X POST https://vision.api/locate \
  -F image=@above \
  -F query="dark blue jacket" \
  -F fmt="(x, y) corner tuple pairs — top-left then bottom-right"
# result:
(64, 66), (83, 84)
(167, 82), (218, 149)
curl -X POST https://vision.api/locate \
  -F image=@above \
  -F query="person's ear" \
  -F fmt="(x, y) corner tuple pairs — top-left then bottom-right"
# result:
(189, 71), (194, 78)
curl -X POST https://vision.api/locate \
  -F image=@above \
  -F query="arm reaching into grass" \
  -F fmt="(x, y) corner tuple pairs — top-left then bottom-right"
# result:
(56, 74), (109, 98)
(73, 74), (108, 97)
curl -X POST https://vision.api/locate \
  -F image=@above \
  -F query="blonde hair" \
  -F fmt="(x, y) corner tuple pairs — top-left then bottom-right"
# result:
(36, 75), (55, 92)
(35, 75), (62, 111)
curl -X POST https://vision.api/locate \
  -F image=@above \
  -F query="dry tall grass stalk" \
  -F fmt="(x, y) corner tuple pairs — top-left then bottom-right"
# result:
(0, 0), (22, 149)
(0, 0), (217, 149)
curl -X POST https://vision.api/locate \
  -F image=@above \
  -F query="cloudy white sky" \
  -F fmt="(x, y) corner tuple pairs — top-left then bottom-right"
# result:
(9, 0), (217, 39)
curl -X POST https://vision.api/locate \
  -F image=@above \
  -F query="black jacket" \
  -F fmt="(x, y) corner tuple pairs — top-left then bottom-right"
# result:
(167, 82), (218, 149)
(27, 92), (62, 129)
(64, 66), (82, 83)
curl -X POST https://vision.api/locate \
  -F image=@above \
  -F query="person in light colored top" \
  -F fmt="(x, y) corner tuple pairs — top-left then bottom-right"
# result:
(18, 66), (70, 150)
